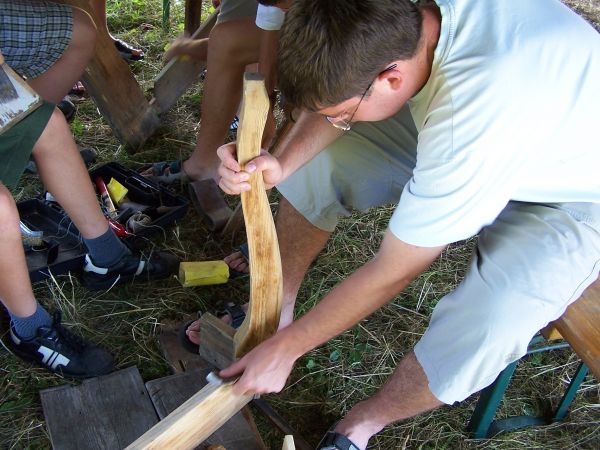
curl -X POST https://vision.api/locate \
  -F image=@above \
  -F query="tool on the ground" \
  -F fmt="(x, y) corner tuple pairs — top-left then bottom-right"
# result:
(0, 54), (43, 133)
(95, 176), (118, 219)
(107, 217), (132, 238)
(107, 177), (129, 205)
(126, 212), (152, 234)
(178, 261), (230, 287)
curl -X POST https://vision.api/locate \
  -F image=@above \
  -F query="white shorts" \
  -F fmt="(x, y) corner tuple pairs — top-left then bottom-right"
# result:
(278, 111), (600, 404)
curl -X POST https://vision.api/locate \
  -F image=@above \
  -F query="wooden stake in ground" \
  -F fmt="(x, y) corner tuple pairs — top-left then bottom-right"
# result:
(126, 73), (281, 450)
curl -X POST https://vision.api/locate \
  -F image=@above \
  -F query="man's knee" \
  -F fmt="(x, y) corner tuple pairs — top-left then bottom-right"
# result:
(31, 108), (68, 160)
(415, 286), (546, 404)
(208, 19), (259, 63)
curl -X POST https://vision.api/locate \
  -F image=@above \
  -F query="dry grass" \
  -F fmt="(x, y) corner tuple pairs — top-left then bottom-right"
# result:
(1, 1), (599, 449)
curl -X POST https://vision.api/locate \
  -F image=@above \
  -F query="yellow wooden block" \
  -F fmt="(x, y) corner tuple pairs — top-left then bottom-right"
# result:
(178, 261), (230, 287)
(107, 178), (129, 205)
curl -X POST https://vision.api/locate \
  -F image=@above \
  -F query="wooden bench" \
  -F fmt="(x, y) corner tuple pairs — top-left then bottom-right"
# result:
(467, 277), (600, 438)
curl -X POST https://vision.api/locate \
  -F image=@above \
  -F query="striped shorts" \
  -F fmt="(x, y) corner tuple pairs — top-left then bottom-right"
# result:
(0, 1), (73, 79)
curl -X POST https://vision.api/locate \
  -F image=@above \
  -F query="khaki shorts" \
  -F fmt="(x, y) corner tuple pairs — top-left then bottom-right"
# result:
(217, 0), (257, 25)
(278, 109), (600, 404)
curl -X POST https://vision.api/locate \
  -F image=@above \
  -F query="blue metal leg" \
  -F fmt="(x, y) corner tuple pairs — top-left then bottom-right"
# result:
(467, 361), (518, 438)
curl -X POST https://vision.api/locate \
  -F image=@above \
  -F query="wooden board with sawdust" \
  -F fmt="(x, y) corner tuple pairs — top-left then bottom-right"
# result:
(40, 367), (158, 450)
(145, 369), (265, 450)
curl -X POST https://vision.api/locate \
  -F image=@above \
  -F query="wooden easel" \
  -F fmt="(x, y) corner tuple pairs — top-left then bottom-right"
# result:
(126, 73), (283, 449)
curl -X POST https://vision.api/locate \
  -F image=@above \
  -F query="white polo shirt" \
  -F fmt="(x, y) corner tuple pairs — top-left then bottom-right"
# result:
(389, 0), (600, 247)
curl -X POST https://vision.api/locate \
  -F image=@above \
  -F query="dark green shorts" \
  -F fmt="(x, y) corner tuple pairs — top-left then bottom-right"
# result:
(0, 101), (54, 188)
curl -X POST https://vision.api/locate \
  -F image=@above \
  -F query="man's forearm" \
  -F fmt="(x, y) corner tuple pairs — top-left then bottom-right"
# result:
(274, 110), (343, 182)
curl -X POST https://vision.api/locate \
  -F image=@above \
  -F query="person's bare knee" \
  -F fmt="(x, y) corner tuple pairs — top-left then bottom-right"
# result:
(208, 19), (260, 65)
(31, 109), (72, 162)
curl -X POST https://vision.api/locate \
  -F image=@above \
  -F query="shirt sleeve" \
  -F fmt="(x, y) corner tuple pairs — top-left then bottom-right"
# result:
(255, 4), (286, 31)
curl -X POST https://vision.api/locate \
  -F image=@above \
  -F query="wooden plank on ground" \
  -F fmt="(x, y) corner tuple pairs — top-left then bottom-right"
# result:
(40, 366), (158, 450)
(145, 369), (265, 450)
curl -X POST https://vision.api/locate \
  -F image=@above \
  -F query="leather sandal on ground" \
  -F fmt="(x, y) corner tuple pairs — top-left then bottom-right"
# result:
(188, 178), (233, 231)
(177, 302), (246, 354)
(317, 425), (361, 450)
(140, 160), (189, 184)
(114, 39), (145, 61)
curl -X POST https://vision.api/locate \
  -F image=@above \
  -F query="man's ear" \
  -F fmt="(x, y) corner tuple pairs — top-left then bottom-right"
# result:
(379, 69), (403, 92)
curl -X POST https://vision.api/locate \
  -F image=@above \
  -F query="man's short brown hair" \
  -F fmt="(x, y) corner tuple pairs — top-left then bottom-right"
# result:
(278, 0), (423, 111)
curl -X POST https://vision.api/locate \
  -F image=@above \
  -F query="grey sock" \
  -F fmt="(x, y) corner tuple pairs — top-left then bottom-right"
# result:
(83, 227), (130, 267)
(10, 303), (53, 340)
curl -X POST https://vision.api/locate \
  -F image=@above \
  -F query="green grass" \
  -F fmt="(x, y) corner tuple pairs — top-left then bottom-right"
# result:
(1, 1), (599, 449)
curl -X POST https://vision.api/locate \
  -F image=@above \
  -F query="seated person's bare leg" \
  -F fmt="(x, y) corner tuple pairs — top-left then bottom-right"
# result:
(32, 109), (108, 240)
(89, 0), (144, 59)
(183, 18), (262, 182)
(334, 353), (443, 449)
(28, 8), (97, 103)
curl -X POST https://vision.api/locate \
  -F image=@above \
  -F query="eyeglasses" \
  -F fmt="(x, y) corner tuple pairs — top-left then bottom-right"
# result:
(325, 64), (397, 132)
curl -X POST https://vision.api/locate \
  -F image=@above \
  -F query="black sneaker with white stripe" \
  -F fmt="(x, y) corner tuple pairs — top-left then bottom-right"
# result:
(8, 312), (114, 379)
(80, 250), (179, 291)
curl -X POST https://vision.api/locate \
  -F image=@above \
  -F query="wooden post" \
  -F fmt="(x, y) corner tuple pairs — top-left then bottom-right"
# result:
(184, 0), (205, 36)
(126, 74), (280, 450)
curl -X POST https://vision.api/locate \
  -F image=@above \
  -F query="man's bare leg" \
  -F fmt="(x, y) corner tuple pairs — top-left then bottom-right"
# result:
(334, 352), (443, 449)
(28, 8), (97, 103)
(276, 197), (330, 327)
(32, 109), (108, 240)
(182, 19), (262, 181)
(187, 196), (330, 343)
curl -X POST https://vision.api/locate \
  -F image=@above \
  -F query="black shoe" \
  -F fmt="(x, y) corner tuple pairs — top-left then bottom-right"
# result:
(8, 312), (114, 379)
(80, 250), (179, 291)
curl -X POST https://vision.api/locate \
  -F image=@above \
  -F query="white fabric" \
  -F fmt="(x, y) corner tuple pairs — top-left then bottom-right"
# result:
(415, 201), (600, 403)
(389, 0), (600, 247)
(255, 4), (286, 31)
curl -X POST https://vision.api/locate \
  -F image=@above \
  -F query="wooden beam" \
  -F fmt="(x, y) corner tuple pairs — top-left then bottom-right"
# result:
(234, 73), (283, 357)
(127, 74), (281, 449)
(125, 379), (253, 450)
(151, 10), (218, 115)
